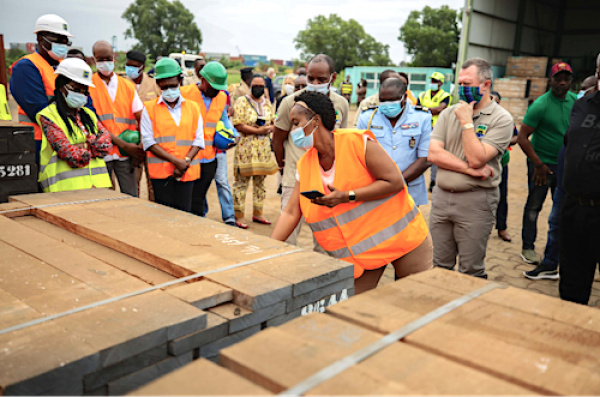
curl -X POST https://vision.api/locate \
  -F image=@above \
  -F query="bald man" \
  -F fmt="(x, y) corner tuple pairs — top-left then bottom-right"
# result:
(90, 40), (145, 197)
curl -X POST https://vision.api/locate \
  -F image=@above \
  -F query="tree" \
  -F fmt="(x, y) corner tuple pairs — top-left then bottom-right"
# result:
(398, 5), (460, 67)
(122, 0), (202, 60)
(294, 14), (392, 72)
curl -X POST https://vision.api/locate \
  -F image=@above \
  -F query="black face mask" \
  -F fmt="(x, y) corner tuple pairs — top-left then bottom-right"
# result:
(251, 86), (264, 99)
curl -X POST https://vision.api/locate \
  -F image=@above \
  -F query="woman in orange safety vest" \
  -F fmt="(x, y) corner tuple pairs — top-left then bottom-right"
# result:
(271, 91), (433, 294)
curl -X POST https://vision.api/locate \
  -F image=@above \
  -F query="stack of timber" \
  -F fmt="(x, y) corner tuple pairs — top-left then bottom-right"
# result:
(495, 56), (550, 124)
(136, 268), (600, 395)
(0, 189), (354, 395)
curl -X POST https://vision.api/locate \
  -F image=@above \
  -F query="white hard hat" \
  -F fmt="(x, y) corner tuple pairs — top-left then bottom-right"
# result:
(55, 58), (95, 87)
(34, 14), (74, 38)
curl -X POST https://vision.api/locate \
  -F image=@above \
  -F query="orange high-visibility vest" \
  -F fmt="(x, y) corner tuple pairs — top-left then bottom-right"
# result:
(89, 73), (138, 159)
(16, 52), (56, 140)
(297, 129), (429, 278)
(181, 85), (226, 162)
(144, 98), (201, 182)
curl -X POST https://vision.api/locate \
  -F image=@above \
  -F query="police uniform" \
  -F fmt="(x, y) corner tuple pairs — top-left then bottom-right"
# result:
(356, 102), (432, 206)
(559, 91), (600, 305)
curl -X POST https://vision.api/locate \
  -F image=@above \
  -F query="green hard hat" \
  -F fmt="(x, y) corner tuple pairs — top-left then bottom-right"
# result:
(430, 71), (445, 83)
(200, 61), (228, 90)
(118, 129), (140, 157)
(154, 58), (182, 80)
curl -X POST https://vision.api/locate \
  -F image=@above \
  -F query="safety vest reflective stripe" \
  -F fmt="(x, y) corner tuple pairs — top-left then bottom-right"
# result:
(155, 136), (176, 143)
(147, 157), (200, 166)
(308, 194), (395, 232)
(204, 140), (214, 146)
(205, 122), (217, 128)
(322, 205), (419, 259)
(97, 114), (112, 121)
(176, 140), (194, 146)
(39, 166), (108, 189)
(39, 154), (58, 174)
(18, 114), (33, 123)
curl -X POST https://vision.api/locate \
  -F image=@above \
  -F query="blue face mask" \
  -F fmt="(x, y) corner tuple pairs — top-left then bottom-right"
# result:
(291, 117), (316, 150)
(125, 65), (142, 80)
(161, 87), (180, 103)
(306, 77), (331, 95)
(64, 89), (88, 109)
(577, 90), (586, 99)
(379, 98), (404, 118)
(428, 82), (440, 91)
(43, 37), (68, 61)
(458, 85), (484, 103)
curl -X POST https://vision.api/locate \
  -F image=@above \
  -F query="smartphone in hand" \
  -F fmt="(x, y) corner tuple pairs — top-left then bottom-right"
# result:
(301, 190), (325, 200)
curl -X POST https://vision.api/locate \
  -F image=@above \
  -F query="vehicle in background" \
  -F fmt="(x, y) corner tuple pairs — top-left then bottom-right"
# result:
(168, 53), (203, 78)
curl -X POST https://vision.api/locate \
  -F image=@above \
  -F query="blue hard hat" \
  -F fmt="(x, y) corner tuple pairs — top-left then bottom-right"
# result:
(214, 121), (235, 150)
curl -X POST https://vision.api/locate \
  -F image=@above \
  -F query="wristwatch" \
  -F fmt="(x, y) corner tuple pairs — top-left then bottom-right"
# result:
(185, 156), (192, 164)
(461, 123), (474, 131)
(348, 190), (356, 203)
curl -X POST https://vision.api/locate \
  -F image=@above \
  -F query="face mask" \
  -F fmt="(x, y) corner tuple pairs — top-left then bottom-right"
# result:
(43, 37), (68, 61)
(577, 90), (586, 100)
(379, 98), (404, 118)
(291, 117), (316, 150)
(284, 84), (294, 96)
(64, 89), (88, 109)
(161, 87), (180, 103)
(96, 61), (115, 76)
(125, 65), (142, 80)
(428, 83), (440, 91)
(251, 86), (264, 98)
(306, 77), (331, 95)
(458, 85), (484, 103)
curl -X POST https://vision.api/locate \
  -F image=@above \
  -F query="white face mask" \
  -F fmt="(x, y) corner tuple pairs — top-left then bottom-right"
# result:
(284, 84), (294, 96)
(96, 61), (115, 76)
(306, 76), (332, 95)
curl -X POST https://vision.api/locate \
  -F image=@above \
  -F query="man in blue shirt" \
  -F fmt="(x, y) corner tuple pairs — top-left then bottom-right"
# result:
(357, 77), (432, 206)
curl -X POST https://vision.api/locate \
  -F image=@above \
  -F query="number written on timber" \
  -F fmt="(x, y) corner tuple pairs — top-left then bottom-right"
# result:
(0, 164), (31, 179)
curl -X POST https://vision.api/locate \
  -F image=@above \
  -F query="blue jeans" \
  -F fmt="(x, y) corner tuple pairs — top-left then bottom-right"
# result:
(540, 186), (562, 269)
(521, 161), (557, 250)
(204, 152), (235, 224)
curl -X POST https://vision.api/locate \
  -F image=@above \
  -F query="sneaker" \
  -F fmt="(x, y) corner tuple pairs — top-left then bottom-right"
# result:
(524, 264), (559, 280)
(521, 249), (540, 265)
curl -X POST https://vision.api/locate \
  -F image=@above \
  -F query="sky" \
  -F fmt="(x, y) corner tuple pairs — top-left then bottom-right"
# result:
(2, 0), (464, 64)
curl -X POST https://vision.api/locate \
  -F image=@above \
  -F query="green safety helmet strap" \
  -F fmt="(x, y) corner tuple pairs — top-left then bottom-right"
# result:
(154, 58), (182, 80)
(200, 61), (228, 90)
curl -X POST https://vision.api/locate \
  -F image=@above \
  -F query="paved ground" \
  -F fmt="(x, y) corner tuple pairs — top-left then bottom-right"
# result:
(9, 99), (599, 306)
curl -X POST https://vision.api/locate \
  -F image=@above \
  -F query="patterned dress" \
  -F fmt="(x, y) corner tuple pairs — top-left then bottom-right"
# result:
(231, 95), (277, 218)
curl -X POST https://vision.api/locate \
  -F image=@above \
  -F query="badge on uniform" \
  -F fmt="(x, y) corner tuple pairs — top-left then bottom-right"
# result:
(400, 122), (419, 130)
(409, 137), (416, 148)
(370, 125), (384, 130)
(476, 125), (488, 138)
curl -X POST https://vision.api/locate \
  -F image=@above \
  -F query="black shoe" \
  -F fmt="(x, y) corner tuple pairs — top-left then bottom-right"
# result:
(524, 264), (559, 280)
(277, 184), (282, 195)
(429, 180), (436, 193)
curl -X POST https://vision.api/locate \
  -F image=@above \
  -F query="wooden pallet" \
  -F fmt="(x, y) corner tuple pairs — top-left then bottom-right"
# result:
(0, 189), (354, 395)
(135, 268), (600, 395)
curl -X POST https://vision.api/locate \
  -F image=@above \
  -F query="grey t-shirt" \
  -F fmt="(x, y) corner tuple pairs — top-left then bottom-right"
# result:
(431, 101), (513, 191)
(275, 88), (349, 187)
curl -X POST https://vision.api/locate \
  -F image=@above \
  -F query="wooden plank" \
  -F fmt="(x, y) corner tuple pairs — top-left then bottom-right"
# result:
(0, 288), (41, 329)
(0, 240), (111, 314)
(308, 341), (534, 396)
(0, 216), (149, 297)
(9, 188), (130, 206)
(128, 358), (272, 396)
(287, 279), (353, 312)
(15, 216), (176, 286)
(84, 344), (168, 392)
(166, 280), (233, 310)
(249, 251), (354, 297)
(0, 202), (31, 218)
(209, 302), (286, 334)
(56, 291), (206, 368)
(168, 313), (229, 356)
(407, 268), (600, 334)
(206, 267), (293, 311)
(326, 273), (600, 395)
(0, 321), (100, 395)
(108, 351), (193, 395)
(199, 324), (261, 360)
(219, 314), (384, 393)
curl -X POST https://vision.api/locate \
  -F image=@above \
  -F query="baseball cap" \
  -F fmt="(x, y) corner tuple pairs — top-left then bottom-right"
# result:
(551, 62), (573, 76)
(431, 71), (445, 83)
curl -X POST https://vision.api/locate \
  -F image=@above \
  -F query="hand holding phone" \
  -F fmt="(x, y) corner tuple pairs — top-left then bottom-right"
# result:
(301, 190), (325, 200)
